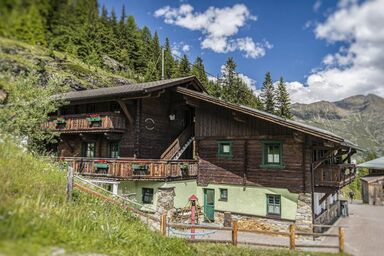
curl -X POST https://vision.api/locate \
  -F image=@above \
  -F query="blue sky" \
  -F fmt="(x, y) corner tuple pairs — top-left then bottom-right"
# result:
(99, 0), (384, 103)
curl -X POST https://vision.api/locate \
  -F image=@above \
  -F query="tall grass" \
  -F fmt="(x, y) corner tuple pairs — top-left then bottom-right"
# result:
(0, 137), (195, 255)
(0, 137), (337, 256)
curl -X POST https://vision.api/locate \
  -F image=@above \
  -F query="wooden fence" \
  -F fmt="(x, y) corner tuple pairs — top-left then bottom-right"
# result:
(68, 168), (344, 253)
(161, 217), (345, 253)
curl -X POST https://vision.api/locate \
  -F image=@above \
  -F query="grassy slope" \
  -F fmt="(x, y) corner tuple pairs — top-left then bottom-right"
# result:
(0, 137), (337, 256)
(0, 37), (137, 92)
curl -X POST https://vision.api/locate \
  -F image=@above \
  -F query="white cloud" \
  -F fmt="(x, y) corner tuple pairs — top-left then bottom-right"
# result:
(288, 0), (384, 104)
(313, 0), (322, 12)
(171, 42), (191, 57)
(154, 4), (271, 58)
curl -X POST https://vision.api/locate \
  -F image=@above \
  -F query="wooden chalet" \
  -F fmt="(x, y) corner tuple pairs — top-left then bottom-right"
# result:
(46, 76), (358, 229)
(357, 157), (384, 205)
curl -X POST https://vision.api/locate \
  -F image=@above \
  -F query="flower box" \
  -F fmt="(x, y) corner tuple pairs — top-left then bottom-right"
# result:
(54, 117), (66, 128)
(180, 163), (189, 176)
(87, 114), (101, 122)
(95, 160), (109, 174)
(132, 164), (149, 175)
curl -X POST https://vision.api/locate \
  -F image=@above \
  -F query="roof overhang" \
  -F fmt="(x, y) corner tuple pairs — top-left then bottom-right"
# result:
(54, 76), (206, 103)
(176, 86), (359, 149)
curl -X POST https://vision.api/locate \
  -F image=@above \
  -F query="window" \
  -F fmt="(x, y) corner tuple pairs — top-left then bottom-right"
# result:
(267, 194), (281, 216)
(109, 142), (120, 158)
(219, 188), (228, 201)
(82, 142), (96, 158)
(217, 141), (232, 157)
(261, 141), (283, 167)
(313, 149), (341, 164)
(142, 188), (154, 204)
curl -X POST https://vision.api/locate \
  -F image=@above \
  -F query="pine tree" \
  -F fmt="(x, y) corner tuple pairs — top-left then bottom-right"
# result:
(163, 37), (175, 79)
(219, 58), (261, 109)
(192, 57), (208, 86)
(276, 77), (293, 119)
(260, 72), (275, 114)
(178, 54), (191, 77)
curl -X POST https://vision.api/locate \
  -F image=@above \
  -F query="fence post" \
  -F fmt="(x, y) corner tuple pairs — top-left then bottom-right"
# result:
(289, 224), (296, 250)
(160, 214), (167, 236)
(66, 166), (74, 202)
(232, 220), (238, 246)
(339, 227), (345, 253)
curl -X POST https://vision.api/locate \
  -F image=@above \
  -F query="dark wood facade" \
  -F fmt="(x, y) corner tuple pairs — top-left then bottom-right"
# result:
(48, 77), (357, 192)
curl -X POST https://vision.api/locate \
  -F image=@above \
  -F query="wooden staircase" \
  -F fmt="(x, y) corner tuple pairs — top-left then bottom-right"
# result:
(161, 125), (194, 160)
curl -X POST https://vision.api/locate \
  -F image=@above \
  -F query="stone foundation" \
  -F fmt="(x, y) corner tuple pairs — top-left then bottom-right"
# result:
(156, 184), (175, 218)
(215, 212), (293, 233)
(295, 193), (313, 232)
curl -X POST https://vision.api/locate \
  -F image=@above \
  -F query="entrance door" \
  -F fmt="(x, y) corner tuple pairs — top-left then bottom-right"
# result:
(204, 189), (215, 221)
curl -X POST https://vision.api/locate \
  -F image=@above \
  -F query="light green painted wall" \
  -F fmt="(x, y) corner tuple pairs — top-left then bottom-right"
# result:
(118, 180), (299, 220)
(118, 180), (197, 209)
(195, 184), (299, 220)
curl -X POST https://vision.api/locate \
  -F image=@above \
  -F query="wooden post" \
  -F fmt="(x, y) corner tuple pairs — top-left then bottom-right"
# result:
(232, 220), (238, 246)
(66, 166), (74, 202)
(339, 227), (345, 253)
(160, 214), (167, 236)
(289, 224), (296, 250)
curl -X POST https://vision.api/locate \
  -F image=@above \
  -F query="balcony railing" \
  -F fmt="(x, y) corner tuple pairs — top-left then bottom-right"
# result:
(62, 157), (198, 180)
(43, 112), (126, 133)
(314, 163), (356, 188)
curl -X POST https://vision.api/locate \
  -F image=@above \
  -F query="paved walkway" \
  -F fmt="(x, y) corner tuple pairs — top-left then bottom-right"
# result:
(333, 201), (384, 256)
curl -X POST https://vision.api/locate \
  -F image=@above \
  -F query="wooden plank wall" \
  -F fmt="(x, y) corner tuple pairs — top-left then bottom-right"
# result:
(138, 91), (188, 159)
(196, 102), (311, 193)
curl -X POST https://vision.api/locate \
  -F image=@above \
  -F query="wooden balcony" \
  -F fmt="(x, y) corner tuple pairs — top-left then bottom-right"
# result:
(314, 163), (356, 189)
(43, 112), (126, 133)
(62, 158), (198, 180)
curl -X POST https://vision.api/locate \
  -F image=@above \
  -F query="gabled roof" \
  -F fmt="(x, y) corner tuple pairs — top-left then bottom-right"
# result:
(175, 86), (359, 148)
(357, 157), (384, 169)
(56, 76), (205, 102)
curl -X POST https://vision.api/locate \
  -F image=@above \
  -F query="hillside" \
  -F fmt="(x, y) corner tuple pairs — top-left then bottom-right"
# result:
(0, 137), (332, 256)
(0, 37), (136, 92)
(292, 94), (384, 155)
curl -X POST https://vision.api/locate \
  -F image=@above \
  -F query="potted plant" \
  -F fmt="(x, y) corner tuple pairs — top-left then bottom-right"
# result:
(87, 113), (102, 127)
(95, 159), (109, 174)
(54, 117), (66, 128)
(180, 163), (189, 176)
(132, 164), (149, 175)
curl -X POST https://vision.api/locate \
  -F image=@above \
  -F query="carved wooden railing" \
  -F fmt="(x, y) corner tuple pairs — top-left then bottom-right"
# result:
(314, 163), (356, 188)
(161, 125), (193, 160)
(62, 157), (198, 179)
(43, 112), (126, 132)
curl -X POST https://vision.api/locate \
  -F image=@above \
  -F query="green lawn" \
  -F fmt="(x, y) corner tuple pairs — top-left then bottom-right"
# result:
(0, 137), (339, 256)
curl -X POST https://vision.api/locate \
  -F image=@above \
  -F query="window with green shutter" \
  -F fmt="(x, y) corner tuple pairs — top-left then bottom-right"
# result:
(266, 194), (281, 216)
(219, 188), (228, 201)
(217, 141), (233, 158)
(261, 141), (284, 168)
(142, 188), (154, 204)
(109, 142), (120, 158)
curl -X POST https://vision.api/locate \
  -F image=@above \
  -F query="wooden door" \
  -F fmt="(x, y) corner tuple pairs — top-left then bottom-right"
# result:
(204, 189), (215, 221)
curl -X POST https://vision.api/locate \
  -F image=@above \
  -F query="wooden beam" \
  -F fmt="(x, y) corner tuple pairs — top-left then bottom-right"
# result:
(319, 193), (330, 205)
(117, 100), (133, 124)
(232, 112), (247, 123)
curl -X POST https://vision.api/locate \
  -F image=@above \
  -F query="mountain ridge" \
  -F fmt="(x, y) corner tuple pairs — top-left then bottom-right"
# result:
(292, 94), (384, 155)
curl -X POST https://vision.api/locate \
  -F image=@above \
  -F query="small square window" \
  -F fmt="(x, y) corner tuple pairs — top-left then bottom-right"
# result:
(267, 194), (281, 216)
(142, 188), (154, 204)
(217, 141), (232, 157)
(219, 188), (228, 201)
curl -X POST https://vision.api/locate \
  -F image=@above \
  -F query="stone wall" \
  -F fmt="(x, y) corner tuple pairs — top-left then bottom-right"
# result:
(156, 185), (175, 218)
(294, 193), (313, 232)
(215, 211), (293, 233)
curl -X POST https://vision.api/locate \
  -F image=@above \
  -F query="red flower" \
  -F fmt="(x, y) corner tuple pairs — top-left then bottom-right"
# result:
(95, 159), (107, 163)
(89, 113), (100, 117)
